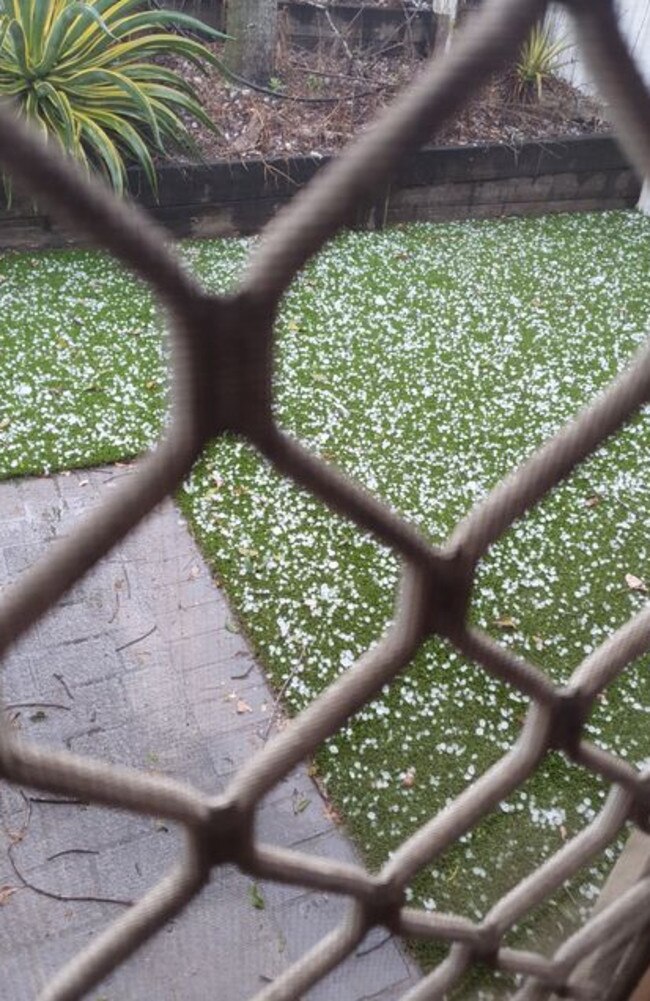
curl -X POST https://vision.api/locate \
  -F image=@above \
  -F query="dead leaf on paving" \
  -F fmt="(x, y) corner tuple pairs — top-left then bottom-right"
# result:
(0, 886), (18, 905)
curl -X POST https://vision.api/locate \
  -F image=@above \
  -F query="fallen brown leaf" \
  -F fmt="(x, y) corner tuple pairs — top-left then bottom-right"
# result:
(0, 886), (17, 906)
(584, 494), (602, 508)
(232, 117), (262, 154)
(625, 573), (648, 593)
(236, 698), (252, 714)
(323, 803), (342, 825)
(402, 768), (416, 789)
(495, 615), (517, 630)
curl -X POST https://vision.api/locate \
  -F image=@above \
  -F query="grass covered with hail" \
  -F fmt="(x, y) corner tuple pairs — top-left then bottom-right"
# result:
(2, 211), (650, 994)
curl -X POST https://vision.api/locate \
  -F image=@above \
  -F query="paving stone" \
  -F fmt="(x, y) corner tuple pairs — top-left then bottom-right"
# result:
(147, 591), (229, 644)
(177, 573), (225, 608)
(13, 496), (71, 549)
(354, 978), (421, 1000)
(255, 783), (334, 852)
(8, 840), (99, 893)
(55, 471), (95, 497)
(11, 796), (156, 860)
(116, 625), (168, 673)
(122, 549), (213, 599)
(12, 676), (129, 751)
(280, 824), (361, 865)
(259, 824), (363, 909)
(0, 781), (31, 824)
(0, 470), (421, 1000)
(121, 649), (187, 715)
(179, 595), (230, 637)
(12, 704), (89, 749)
(206, 719), (270, 777)
(59, 495), (104, 523)
(0, 924), (121, 1001)
(89, 827), (187, 901)
(1, 649), (39, 703)
(17, 475), (61, 515)
(30, 633), (122, 690)
(36, 600), (113, 649)
(171, 626), (246, 672)
(0, 479), (26, 519)
(0, 866), (285, 1001)
(0, 516), (28, 547)
(103, 594), (158, 645)
(274, 893), (412, 1001)
(190, 677), (276, 739)
(102, 884), (288, 1001)
(0, 874), (110, 956)
(0, 550), (10, 587)
(54, 559), (126, 607)
(66, 719), (151, 765)
(4, 541), (44, 577)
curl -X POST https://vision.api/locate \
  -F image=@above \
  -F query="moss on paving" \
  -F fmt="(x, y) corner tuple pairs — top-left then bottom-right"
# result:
(2, 211), (650, 996)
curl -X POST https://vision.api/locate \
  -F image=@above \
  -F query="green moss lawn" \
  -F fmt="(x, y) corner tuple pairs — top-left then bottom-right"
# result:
(2, 211), (650, 995)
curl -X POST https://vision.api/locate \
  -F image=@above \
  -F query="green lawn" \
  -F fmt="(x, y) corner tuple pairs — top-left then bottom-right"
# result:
(2, 211), (650, 995)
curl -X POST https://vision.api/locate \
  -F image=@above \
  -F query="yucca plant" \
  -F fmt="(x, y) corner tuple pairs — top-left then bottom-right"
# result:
(515, 21), (568, 103)
(0, 0), (224, 194)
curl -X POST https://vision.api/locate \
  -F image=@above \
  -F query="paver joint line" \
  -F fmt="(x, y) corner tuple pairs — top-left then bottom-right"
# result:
(1, 0), (650, 997)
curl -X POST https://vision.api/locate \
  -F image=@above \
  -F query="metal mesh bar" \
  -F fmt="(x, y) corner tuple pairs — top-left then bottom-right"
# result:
(1, 0), (650, 997)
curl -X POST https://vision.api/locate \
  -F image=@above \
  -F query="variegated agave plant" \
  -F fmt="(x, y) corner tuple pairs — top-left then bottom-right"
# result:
(0, 0), (223, 194)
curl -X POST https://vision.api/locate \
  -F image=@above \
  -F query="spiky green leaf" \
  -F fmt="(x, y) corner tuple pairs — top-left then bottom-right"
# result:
(0, 0), (219, 195)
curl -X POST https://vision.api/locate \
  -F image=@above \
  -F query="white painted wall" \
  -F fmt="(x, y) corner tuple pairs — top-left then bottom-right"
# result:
(546, 0), (650, 96)
(545, 1), (650, 210)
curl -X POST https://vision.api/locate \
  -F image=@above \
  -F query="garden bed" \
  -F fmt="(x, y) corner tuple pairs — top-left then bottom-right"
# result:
(0, 5), (626, 250)
(182, 39), (608, 161)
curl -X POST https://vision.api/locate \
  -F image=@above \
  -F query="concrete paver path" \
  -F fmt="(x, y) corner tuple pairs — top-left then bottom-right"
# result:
(0, 467), (420, 1001)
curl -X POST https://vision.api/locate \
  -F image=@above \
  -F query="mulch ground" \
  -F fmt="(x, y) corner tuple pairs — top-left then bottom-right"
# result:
(176, 33), (609, 163)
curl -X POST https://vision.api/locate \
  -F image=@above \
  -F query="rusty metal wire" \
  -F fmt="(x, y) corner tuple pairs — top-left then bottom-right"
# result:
(1, 0), (650, 998)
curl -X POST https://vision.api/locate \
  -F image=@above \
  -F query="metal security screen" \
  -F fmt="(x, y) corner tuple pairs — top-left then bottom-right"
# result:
(1, 0), (650, 998)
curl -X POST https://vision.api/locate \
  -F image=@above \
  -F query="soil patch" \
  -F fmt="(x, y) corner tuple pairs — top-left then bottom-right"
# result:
(177, 35), (609, 162)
